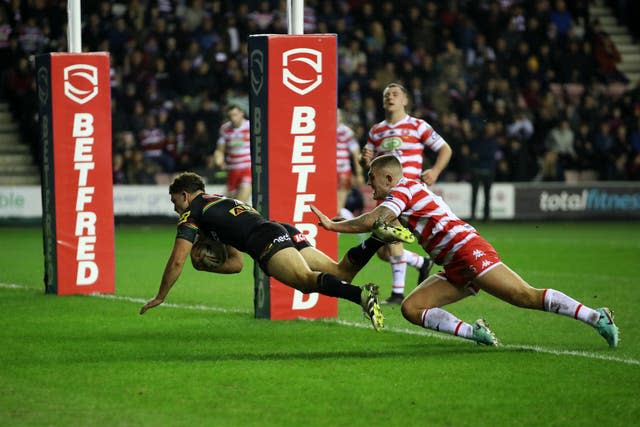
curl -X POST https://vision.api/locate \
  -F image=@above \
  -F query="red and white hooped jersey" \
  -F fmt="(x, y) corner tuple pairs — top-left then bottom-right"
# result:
(337, 123), (359, 174)
(380, 177), (478, 266)
(365, 115), (444, 179)
(217, 119), (251, 170)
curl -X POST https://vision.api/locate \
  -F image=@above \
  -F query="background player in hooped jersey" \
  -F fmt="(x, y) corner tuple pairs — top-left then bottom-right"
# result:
(213, 104), (252, 203)
(311, 155), (619, 347)
(336, 109), (364, 220)
(361, 82), (453, 304)
(139, 172), (385, 331)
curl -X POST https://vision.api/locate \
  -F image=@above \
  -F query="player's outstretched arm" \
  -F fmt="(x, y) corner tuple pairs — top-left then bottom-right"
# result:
(311, 205), (396, 234)
(140, 238), (192, 315)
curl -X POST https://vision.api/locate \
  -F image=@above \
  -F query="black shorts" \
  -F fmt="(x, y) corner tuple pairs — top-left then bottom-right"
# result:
(245, 222), (312, 275)
(280, 223), (312, 251)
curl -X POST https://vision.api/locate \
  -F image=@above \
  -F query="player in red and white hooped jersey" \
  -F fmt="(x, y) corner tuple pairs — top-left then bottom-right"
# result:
(336, 109), (363, 219)
(311, 155), (619, 347)
(382, 176), (479, 267)
(213, 105), (252, 203)
(360, 83), (453, 305)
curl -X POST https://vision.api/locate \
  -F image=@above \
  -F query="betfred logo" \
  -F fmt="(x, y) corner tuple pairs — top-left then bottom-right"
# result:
(64, 64), (99, 105)
(282, 48), (322, 95)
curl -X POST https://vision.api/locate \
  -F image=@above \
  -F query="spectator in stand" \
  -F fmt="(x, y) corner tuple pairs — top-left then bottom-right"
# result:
(609, 124), (632, 180)
(469, 121), (498, 221)
(594, 121), (615, 179)
(543, 118), (576, 181)
(573, 121), (599, 181)
(591, 19), (628, 84)
(550, 0), (574, 46)
(166, 119), (192, 172)
(138, 113), (174, 174)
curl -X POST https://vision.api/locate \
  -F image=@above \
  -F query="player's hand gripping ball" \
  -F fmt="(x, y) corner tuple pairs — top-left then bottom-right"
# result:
(191, 238), (228, 270)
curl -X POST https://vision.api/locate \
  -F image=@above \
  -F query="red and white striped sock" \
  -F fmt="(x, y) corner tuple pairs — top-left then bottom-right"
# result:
(542, 289), (600, 326)
(421, 308), (473, 339)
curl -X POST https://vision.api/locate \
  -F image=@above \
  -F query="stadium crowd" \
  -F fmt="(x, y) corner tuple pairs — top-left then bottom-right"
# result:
(2, 0), (640, 183)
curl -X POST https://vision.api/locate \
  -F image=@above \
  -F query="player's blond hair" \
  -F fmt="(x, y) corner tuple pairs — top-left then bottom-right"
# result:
(370, 154), (402, 176)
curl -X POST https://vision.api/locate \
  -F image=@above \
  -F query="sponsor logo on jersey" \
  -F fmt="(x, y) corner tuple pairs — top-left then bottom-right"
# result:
(178, 210), (191, 225)
(380, 137), (403, 151)
(228, 204), (253, 216)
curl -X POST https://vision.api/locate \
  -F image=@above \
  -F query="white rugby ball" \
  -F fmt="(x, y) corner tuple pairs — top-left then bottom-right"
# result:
(192, 238), (228, 269)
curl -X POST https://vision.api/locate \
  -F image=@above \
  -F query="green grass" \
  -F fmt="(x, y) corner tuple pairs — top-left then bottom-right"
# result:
(1, 222), (639, 426)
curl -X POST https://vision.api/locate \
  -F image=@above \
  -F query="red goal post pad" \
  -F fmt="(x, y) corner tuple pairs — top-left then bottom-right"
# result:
(36, 52), (115, 295)
(249, 34), (338, 320)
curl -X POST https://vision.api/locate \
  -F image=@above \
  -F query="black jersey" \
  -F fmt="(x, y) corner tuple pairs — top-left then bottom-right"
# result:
(176, 193), (268, 252)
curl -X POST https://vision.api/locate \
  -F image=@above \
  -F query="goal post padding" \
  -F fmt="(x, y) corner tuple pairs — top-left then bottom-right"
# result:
(249, 34), (338, 319)
(35, 52), (115, 295)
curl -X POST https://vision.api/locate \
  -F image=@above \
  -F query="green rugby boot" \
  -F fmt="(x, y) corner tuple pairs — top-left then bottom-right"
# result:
(472, 319), (500, 346)
(595, 307), (619, 348)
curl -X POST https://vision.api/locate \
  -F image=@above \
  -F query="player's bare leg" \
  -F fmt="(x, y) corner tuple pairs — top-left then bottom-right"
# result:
(267, 248), (383, 330)
(473, 263), (619, 347)
(401, 276), (498, 345)
(299, 246), (360, 282)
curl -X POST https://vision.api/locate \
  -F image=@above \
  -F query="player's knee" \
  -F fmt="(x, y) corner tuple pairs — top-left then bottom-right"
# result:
(400, 298), (422, 325)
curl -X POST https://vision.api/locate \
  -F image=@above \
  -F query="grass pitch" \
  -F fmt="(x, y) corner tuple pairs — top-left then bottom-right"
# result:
(1, 222), (639, 426)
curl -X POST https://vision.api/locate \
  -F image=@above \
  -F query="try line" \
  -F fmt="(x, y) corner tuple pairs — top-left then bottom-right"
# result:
(2, 282), (637, 367)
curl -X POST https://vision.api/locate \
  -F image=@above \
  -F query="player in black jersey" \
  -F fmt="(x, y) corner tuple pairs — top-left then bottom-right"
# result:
(140, 172), (385, 331)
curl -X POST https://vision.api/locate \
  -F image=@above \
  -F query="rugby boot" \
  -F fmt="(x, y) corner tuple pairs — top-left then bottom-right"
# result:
(361, 284), (384, 331)
(594, 307), (619, 348)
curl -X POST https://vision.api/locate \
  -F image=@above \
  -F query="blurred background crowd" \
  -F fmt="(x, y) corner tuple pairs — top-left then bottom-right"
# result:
(1, 0), (640, 184)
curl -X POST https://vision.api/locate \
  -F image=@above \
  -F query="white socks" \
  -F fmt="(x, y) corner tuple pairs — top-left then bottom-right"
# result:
(421, 308), (473, 339)
(389, 255), (407, 295)
(543, 289), (600, 326)
(401, 249), (424, 268)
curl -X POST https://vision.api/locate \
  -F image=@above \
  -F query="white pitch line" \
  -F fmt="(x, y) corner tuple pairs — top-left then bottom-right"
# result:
(2, 282), (638, 366)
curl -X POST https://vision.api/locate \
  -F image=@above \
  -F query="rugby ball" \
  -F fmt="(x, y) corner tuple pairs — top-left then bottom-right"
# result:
(192, 238), (228, 269)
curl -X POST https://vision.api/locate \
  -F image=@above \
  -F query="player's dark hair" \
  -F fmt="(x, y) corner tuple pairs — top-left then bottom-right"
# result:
(169, 172), (205, 194)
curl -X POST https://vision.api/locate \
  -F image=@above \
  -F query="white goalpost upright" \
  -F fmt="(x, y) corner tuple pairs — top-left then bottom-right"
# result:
(287, 0), (304, 35)
(67, 0), (82, 53)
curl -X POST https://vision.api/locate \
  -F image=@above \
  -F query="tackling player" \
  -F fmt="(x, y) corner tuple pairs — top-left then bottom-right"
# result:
(311, 155), (619, 347)
(361, 83), (452, 304)
(139, 172), (385, 331)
